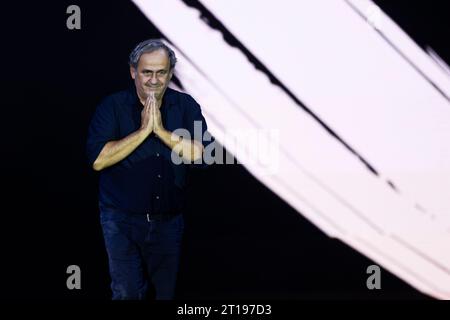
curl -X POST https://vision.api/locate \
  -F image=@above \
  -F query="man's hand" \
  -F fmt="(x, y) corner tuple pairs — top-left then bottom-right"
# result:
(140, 94), (154, 135)
(151, 93), (165, 135)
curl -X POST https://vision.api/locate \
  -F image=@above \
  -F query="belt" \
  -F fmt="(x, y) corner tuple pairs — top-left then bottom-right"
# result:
(145, 211), (180, 222)
(99, 203), (181, 221)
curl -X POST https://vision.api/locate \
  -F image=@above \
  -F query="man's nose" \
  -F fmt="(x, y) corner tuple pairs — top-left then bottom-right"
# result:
(150, 74), (158, 84)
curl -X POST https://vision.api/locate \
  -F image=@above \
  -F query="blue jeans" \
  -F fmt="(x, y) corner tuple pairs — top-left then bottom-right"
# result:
(99, 204), (184, 300)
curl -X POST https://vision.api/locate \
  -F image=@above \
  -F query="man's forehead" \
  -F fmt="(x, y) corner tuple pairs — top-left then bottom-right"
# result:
(138, 50), (170, 69)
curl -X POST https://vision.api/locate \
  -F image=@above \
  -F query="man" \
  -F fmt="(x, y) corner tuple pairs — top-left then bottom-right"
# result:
(86, 39), (210, 300)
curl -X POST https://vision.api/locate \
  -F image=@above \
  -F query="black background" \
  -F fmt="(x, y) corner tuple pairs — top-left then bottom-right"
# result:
(1, 0), (448, 300)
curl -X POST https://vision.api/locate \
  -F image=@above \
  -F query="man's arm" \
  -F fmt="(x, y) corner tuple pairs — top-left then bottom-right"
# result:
(92, 129), (149, 171)
(152, 99), (204, 163)
(92, 96), (154, 171)
(155, 128), (204, 163)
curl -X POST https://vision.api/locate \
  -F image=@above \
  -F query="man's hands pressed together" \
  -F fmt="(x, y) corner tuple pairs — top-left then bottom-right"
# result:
(143, 92), (204, 163)
(140, 92), (166, 136)
(139, 93), (160, 135)
(139, 94), (154, 135)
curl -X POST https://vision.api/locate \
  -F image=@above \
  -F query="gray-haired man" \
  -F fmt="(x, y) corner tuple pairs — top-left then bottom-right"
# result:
(86, 39), (210, 300)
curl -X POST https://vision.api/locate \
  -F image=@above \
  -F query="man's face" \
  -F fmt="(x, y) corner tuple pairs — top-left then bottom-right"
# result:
(130, 49), (173, 102)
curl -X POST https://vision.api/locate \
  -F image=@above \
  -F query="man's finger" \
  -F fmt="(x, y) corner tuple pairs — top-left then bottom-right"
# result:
(149, 103), (154, 118)
(148, 92), (153, 105)
(144, 95), (151, 111)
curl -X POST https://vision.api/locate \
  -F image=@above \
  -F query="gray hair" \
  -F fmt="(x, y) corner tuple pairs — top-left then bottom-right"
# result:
(129, 39), (177, 70)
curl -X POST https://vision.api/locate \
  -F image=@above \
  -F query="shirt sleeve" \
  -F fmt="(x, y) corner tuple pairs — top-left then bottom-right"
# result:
(184, 95), (214, 168)
(85, 96), (118, 168)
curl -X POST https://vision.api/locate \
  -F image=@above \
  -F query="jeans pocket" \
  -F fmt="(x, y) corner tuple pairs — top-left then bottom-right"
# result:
(100, 208), (128, 235)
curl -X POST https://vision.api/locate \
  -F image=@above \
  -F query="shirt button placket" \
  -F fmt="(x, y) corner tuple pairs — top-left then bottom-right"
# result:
(155, 144), (162, 212)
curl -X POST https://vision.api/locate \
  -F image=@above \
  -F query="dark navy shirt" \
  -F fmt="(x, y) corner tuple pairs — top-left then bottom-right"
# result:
(86, 87), (211, 215)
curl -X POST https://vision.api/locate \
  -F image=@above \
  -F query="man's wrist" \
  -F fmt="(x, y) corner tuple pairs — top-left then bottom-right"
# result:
(154, 127), (168, 138)
(139, 127), (152, 137)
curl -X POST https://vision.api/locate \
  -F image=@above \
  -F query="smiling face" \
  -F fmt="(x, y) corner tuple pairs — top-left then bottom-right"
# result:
(130, 49), (173, 103)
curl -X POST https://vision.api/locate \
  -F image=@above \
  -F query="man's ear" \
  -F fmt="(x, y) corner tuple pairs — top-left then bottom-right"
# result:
(168, 69), (174, 81)
(130, 66), (136, 80)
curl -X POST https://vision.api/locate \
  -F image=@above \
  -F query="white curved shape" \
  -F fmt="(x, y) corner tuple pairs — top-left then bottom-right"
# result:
(131, 0), (450, 299)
